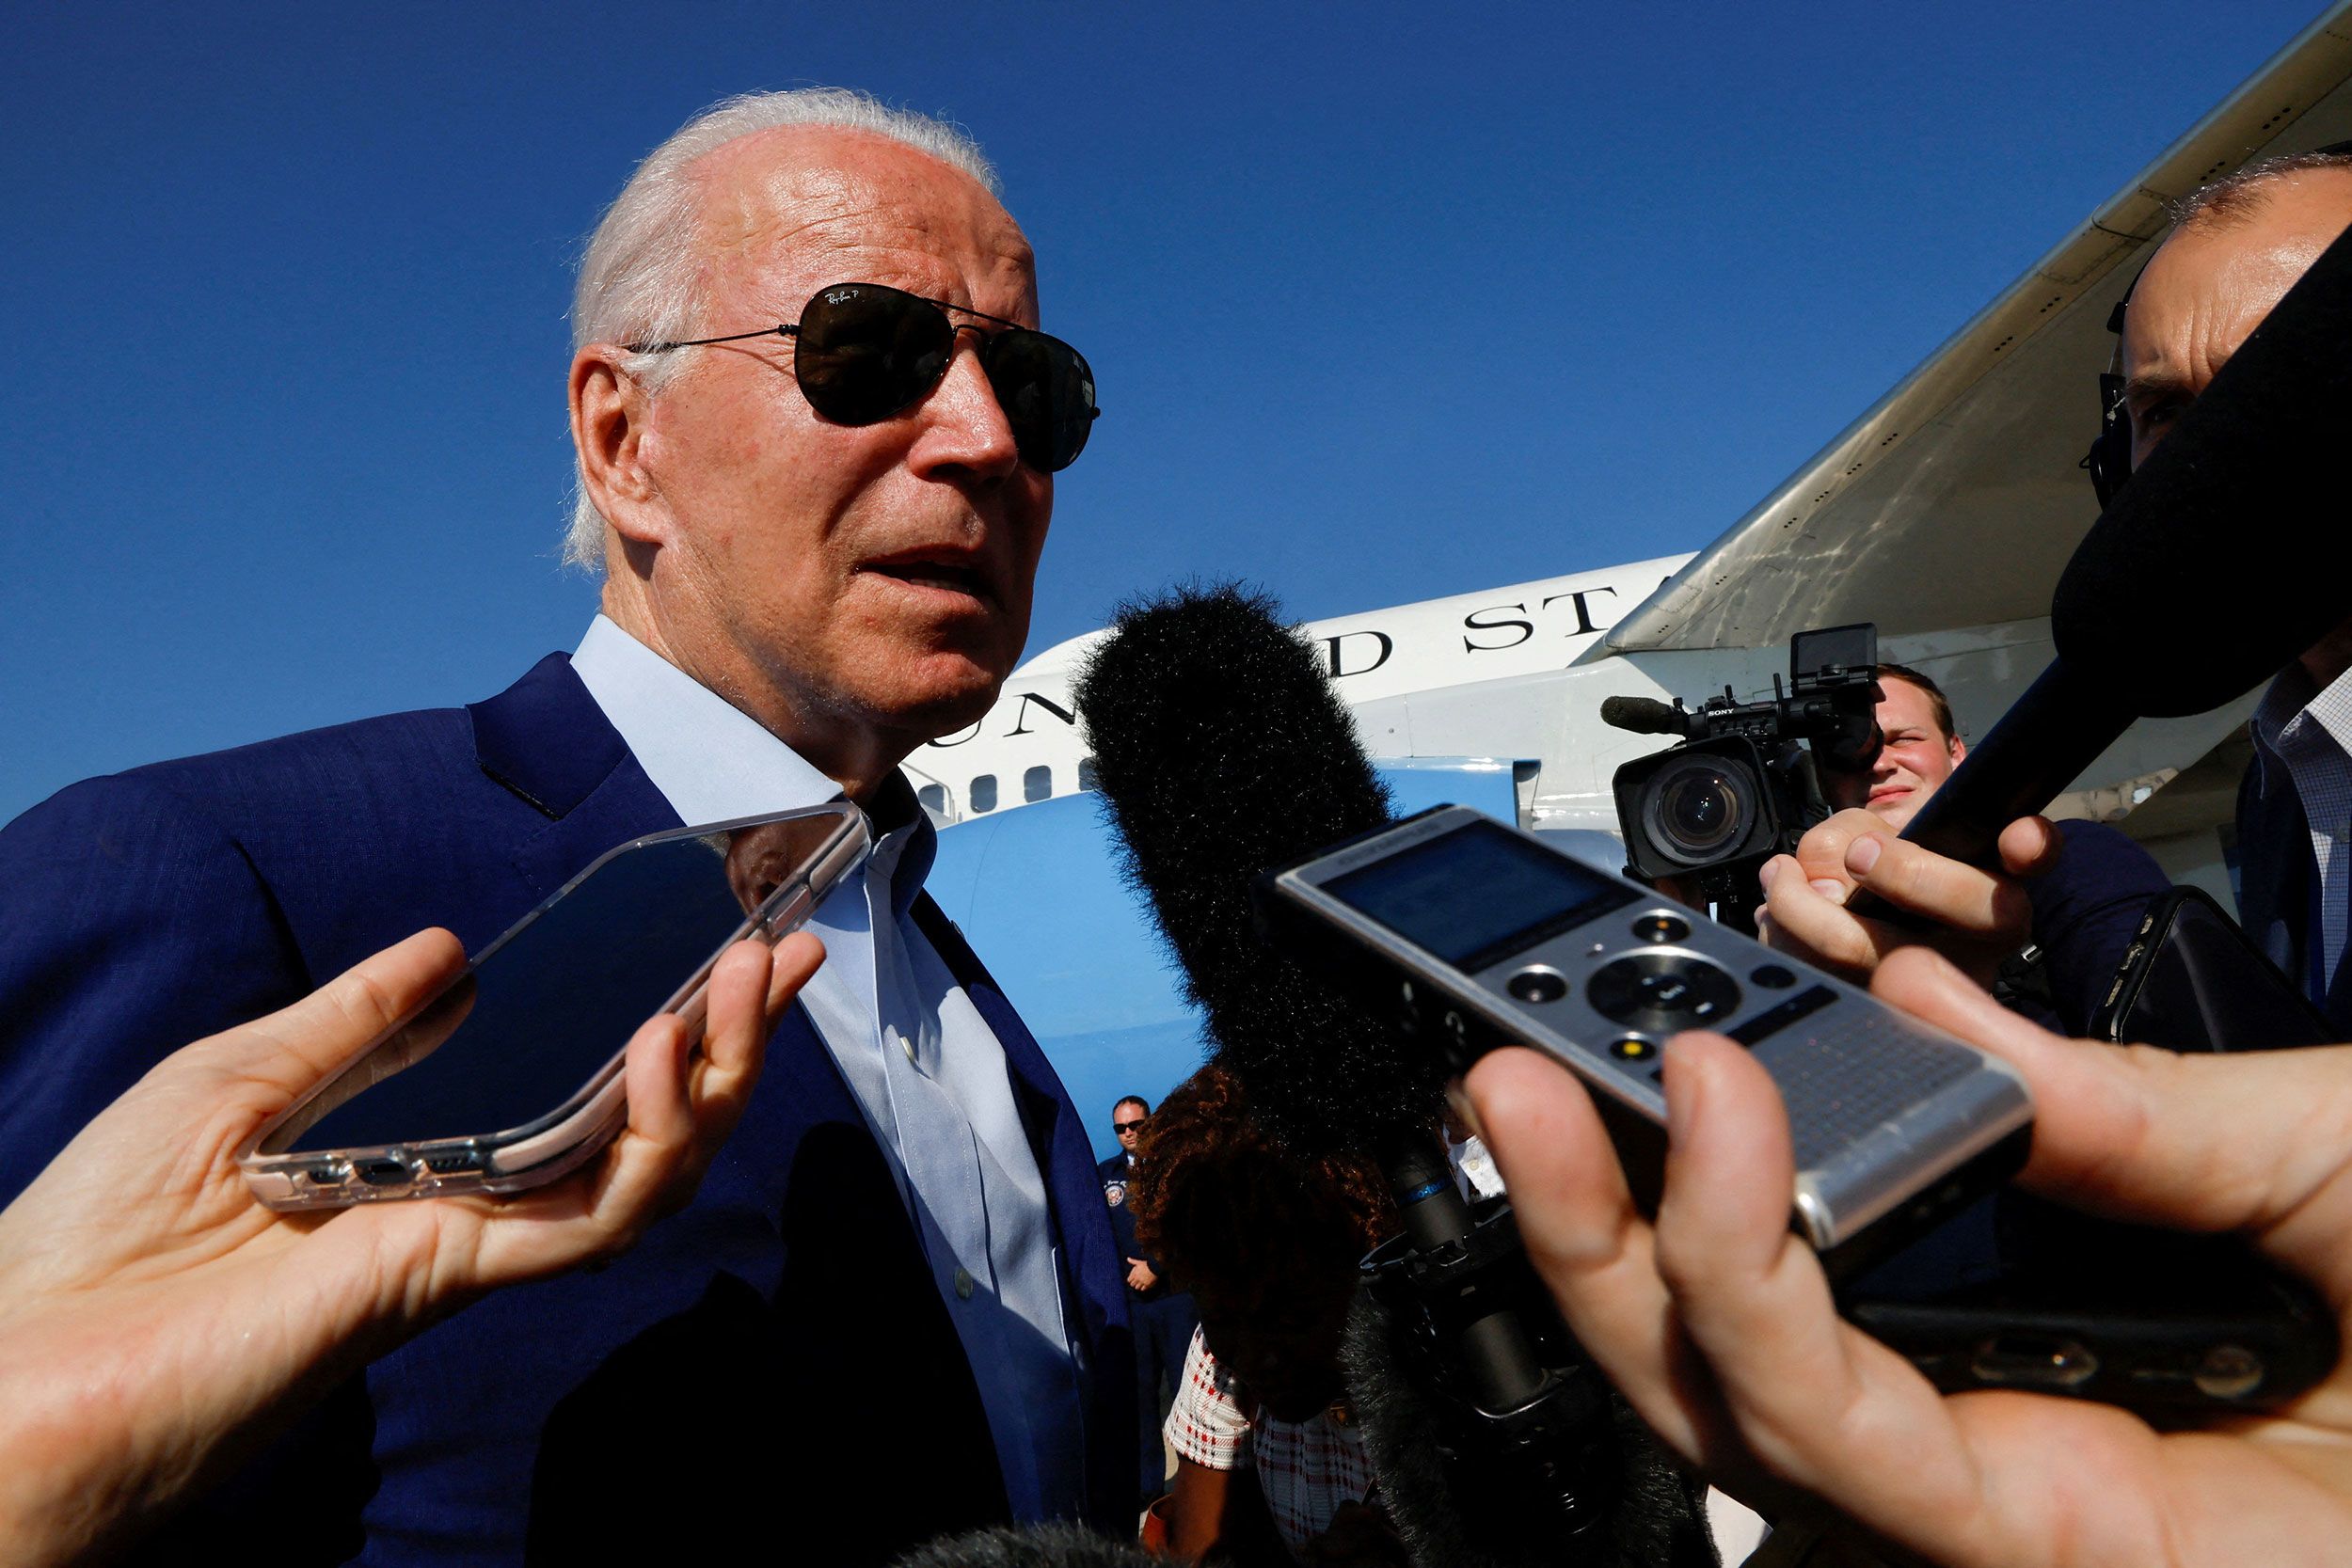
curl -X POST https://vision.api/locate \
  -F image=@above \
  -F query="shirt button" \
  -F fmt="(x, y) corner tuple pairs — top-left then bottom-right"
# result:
(903, 1034), (919, 1064)
(954, 1267), (975, 1300)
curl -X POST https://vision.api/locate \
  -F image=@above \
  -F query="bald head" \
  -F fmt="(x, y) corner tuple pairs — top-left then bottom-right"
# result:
(2120, 161), (2352, 685)
(2122, 164), (2352, 471)
(681, 124), (1035, 339)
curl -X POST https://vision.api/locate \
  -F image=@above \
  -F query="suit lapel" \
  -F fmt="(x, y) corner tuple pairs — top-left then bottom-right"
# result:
(467, 653), (682, 897)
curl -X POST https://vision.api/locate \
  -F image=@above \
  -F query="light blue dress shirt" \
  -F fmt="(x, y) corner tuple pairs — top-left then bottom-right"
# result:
(570, 614), (1087, 1522)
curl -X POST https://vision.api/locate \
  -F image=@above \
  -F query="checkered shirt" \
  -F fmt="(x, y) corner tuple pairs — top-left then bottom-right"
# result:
(1163, 1325), (1375, 1559)
(2252, 662), (2352, 991)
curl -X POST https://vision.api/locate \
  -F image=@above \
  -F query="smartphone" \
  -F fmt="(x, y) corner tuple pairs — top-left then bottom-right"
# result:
(240, 801), (869, 1210)
(1846, 1195), (2338, 1413)
(1254, 804), (2033, 1273)
(2091, 886), (2336, 1053)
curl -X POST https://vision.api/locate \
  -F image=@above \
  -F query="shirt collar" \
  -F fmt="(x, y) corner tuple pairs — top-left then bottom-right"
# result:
(571, 614), (935, 912)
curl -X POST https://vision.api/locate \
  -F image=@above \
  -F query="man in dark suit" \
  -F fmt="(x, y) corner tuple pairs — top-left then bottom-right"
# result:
(1098, 1095), (1197, 1508)
(0, 88), (1128, 1565)
(1763, 153), (2352, 1038)
(2115, 152), (2352, 1030)
(2079, 147), (2352, 1029)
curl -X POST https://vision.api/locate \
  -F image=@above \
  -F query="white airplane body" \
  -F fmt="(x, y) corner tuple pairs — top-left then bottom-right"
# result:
(927, 4), (2352, 947)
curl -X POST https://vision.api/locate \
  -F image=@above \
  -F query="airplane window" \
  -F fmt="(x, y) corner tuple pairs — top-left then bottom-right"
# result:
(1077, 758), (1099, 793)
(917, 784), (946, 816)
(971, 774), (998, 813)
(1024, 766), (1052, 804)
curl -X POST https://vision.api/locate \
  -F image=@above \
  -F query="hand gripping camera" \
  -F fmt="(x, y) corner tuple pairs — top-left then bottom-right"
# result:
(1604, 624), (1882, 923)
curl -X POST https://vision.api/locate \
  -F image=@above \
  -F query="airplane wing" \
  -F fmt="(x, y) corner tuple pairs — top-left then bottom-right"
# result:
(1598, 1), (2352, 657)
(923, 13), (2352, 1111)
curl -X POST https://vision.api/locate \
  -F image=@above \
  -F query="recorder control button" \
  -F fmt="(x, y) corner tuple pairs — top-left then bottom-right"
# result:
(1506, 968), (1568, 1004)
(1632, 913), (1691, 945)
(1751, 963), (1798, 989)
(1609, 1037), (1657, 1062)
(1585, 953), (1741, 1035)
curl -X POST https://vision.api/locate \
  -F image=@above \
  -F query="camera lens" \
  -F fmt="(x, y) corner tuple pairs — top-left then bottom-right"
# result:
(1643, 756), (1747, 864)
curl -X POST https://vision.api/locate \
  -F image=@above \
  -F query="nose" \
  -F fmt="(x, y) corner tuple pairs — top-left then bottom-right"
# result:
(909, 330), (1022, 484)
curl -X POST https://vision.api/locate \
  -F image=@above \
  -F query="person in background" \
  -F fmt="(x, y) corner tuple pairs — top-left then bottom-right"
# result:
(1764, 154), (2352, 1029)
(1102, 1094), (1200, 1508)
(1129, 1066), (1406, 1567)
(1793, 662), (2171, 1033)
(0, 927), (818, 1568)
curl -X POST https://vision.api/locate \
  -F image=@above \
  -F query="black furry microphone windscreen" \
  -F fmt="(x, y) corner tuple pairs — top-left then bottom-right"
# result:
(1070, 583), (1446, 1161)
(2052, 221), (2352, 716)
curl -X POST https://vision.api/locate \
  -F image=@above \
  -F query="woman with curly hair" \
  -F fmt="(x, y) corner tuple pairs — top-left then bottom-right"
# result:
(1127, 1063), (1404, 1566)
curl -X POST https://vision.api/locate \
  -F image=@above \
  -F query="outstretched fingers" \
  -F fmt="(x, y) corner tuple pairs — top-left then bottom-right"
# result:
(1872, 947), (2352, 1301)
(1837, 831), (2033, 942)
(195, 929), (469, 1096)
(608, 932), (824, 1225)
(1646, 1033), (1991, 1541)
(685, 932), (825, 1160)
(1463, 1048), (1733, 1465)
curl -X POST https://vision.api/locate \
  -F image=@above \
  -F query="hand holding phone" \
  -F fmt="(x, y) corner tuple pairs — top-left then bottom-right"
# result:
(243, 802), (867, 1208)
(0, 925), (819, 1565)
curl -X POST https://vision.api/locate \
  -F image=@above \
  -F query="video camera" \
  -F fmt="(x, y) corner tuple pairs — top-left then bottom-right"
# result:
(1603, 622), (1882, 922)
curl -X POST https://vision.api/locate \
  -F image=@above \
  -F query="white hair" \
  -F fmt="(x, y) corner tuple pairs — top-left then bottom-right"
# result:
(563, 89), (999, 573)
(2169, 148), (2352, 232)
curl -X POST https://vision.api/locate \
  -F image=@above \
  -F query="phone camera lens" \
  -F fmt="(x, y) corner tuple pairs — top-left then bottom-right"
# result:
(2194, 1345), (2265, 1400)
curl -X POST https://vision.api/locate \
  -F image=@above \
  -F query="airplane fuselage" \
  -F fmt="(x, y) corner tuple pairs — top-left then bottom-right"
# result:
(904, 555), (1694, 823)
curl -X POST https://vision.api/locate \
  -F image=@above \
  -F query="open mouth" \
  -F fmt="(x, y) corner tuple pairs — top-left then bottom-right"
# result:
(866, 558), (993, 603)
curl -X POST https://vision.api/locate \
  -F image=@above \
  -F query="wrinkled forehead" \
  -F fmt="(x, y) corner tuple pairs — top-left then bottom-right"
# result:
(2126, 176), (2352, 369)
(688, 127), (1038, 323)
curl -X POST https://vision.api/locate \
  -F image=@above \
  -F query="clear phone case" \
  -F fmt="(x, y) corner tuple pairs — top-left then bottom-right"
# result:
(239, 802), (868, 1210)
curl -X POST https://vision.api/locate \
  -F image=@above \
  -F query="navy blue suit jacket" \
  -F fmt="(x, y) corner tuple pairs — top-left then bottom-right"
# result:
(0, 654), (1133, 1566)
(2236, 754), (2352, 1033)
(2021, 819), (2175, 1036)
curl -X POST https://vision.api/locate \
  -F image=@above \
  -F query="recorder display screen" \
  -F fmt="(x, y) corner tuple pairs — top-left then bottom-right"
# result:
(1325, 819), (1636, 968)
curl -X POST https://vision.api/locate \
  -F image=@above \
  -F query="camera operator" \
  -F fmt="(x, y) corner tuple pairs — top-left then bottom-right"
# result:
(1758, 152), (2352, 1020)
(1785, 664), (2170, 1032)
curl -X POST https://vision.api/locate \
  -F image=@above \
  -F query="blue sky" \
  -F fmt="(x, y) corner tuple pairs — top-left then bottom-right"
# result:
(0, 1), (2328, 820)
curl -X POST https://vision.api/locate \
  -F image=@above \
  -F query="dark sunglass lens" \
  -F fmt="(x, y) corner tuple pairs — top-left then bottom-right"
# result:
(983, 330), (1097, 472)
(795, 285), (953, 425)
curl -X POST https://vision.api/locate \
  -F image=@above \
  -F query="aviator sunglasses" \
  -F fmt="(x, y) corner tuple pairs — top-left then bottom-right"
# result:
(627, 282), (1100, 473)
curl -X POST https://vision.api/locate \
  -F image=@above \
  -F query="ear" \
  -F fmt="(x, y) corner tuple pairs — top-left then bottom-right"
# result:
(570, 346), (668, 550)
(1948, 734), (1967, 767)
